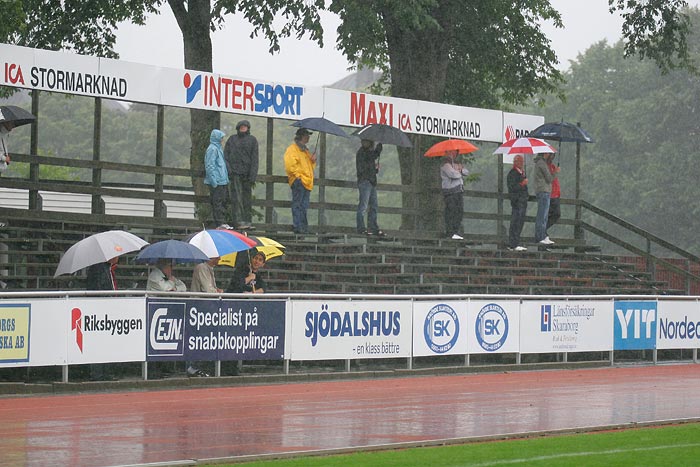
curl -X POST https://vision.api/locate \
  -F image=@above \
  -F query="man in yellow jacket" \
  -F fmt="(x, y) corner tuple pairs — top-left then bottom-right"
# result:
(284, 128), (317, 234)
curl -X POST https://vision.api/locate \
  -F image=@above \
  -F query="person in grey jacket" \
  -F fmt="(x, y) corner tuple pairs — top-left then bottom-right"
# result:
(224, 120), (259, 230)
(533, 152), (559, 244)
(440, 151), (469, 240)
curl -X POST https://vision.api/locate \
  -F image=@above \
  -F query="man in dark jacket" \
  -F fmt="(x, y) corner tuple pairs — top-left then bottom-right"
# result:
(356, 139), (385, 236)
(224, 120), (259, 230)
(506, 155), (528, 251)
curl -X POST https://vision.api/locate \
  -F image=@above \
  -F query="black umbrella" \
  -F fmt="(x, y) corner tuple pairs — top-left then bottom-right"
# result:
(0, 105), (36, 127)
(529, 122), (594, 144)
(352, 123), (412, 148)
(291, 117), (349, 138)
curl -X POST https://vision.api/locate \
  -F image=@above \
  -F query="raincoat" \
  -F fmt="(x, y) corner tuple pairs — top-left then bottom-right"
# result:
(204, 129), (228, 187)
(284, 141), (316, 190)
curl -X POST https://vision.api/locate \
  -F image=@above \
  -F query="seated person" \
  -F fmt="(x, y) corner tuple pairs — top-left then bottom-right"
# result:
(146, 259), (187, 291)
(226, 251), (266, 293)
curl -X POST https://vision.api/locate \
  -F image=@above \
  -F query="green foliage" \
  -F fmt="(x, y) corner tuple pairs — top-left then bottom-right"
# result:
(523, 7), (700, 253)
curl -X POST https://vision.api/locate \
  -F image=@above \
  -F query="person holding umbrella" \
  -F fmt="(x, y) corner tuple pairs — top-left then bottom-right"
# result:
(0, 121), (13, 174)
(146, 259), (187, 292)
(440, 150), (469, 240)
(356, 139), (386, 237)
(533, 152), (559, 245)
(506, 155), (529, 251)
(284, 128), (317, 234)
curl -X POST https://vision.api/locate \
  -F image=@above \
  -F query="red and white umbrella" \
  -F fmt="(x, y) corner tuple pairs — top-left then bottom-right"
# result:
(493, 137), (557, 156)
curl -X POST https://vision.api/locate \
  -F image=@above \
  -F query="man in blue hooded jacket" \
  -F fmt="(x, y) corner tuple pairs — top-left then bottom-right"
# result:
(204, 129), (231, 229)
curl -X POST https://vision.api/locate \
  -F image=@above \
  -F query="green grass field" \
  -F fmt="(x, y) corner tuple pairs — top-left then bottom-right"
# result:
(225, 423), (700, 467)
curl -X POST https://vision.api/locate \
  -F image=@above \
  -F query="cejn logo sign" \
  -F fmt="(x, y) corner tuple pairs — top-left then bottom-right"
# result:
(475, 303), (509, 352)
(148, 303), (185, 357)
(423, 304), (459, 354)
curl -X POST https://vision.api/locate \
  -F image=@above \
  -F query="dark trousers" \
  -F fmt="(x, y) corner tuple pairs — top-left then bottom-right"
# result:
(230, 174), (253, 225)
(291, 178), (310, 233)
(443, 191), (464, 236)
(209, 184), (229, 226)
(546, 197), (561, 233)
(509, 199), (527, 248)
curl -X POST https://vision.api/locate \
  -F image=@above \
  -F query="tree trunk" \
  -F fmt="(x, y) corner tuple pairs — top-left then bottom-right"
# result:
(382, 4), (452, 233)
(168, 0), (220, 213)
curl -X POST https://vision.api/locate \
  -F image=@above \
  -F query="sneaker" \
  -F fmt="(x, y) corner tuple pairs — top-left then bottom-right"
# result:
(451, 234), (464, 240)
(187, 366), (210, 377)
(515, 246), (527, 251)
(217, 224), (233, 230)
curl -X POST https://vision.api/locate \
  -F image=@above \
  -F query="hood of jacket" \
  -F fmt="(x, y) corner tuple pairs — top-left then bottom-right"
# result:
(236, 120), (251, 134)
(210, 129), (225, 146)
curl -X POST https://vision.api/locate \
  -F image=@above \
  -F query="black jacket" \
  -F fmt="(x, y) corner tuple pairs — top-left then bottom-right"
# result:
(356, 143), (382, 186)
(507, 167), (529, 206)
(224, 121), (259, 182)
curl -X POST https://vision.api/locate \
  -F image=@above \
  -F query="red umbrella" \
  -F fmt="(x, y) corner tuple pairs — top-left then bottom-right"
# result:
(424, 139), (479, 158)
(493, 137), (557, 155)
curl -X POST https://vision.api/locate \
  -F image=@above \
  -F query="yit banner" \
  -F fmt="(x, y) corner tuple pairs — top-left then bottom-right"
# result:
(412, 301), (467, 357)
(614, 300), (657, 350)
(0, 303), (30, 363)
(146, 298), (285, 361)
(290, 300), (412, 360)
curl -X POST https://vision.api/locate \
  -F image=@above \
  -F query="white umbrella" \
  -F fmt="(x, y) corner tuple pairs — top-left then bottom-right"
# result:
(54, 230), (149, 277)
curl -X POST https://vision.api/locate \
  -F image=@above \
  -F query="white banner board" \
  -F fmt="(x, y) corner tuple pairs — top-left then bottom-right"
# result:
(412, 301), (468, 357)
(289, 300), (412, 360)
(520, 300), (613, 353)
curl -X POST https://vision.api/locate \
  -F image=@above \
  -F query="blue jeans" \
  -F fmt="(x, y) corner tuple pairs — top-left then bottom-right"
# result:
(356, 180), (379, 232)
(535, 192), (551, 241)
(291, 178), (310, 233)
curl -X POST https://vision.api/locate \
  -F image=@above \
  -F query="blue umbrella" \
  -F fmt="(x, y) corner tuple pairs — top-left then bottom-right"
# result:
(291, 117), (349, 138)
(135, 239), (209, 264)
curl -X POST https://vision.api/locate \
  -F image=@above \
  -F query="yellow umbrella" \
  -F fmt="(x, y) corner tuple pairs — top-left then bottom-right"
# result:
(219, 236), (285, 268)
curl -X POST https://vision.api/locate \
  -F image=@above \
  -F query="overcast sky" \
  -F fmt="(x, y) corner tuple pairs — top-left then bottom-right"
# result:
(113, 1), (695, 87)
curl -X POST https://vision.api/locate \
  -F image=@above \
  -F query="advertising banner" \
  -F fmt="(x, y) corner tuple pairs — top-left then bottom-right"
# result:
(613, 300), (658, 350)
(412, 301), (468, 357)
(467, 300), (520, 354)
(146, 298), (285, 361)
(323, 88), (503, 142)
(66, 298), (146, 364)
(520, 300), (613, 353)
(656, 300), (700, 350)
(0, 299), (66, 367)
(289, 300), (412, 360)
(0, 303), (31, 364)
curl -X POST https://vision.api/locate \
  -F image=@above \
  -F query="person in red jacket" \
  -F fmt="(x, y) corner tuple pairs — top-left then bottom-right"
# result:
(546, 154), (561, 238)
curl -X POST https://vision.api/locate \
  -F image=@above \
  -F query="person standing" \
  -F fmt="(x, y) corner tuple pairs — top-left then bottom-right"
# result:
(284, 128), (316, 234)
(190, 256), (223, 293)
(86, 257), (118, 290)
(204, 129), (231, 229)
(356, 139), (386, 237)
(224, 120), (259, 230)
(146, 259), (187, 291)
(533, 152), (558, 245)
(546, 153), (561, 238)
(507, 155), (529, 251)
(440, 150), (469, 240)
(0, 121), (14, 175)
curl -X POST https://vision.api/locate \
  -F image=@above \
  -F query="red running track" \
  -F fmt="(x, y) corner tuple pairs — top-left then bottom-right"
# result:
(1, 364), (700, 467)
